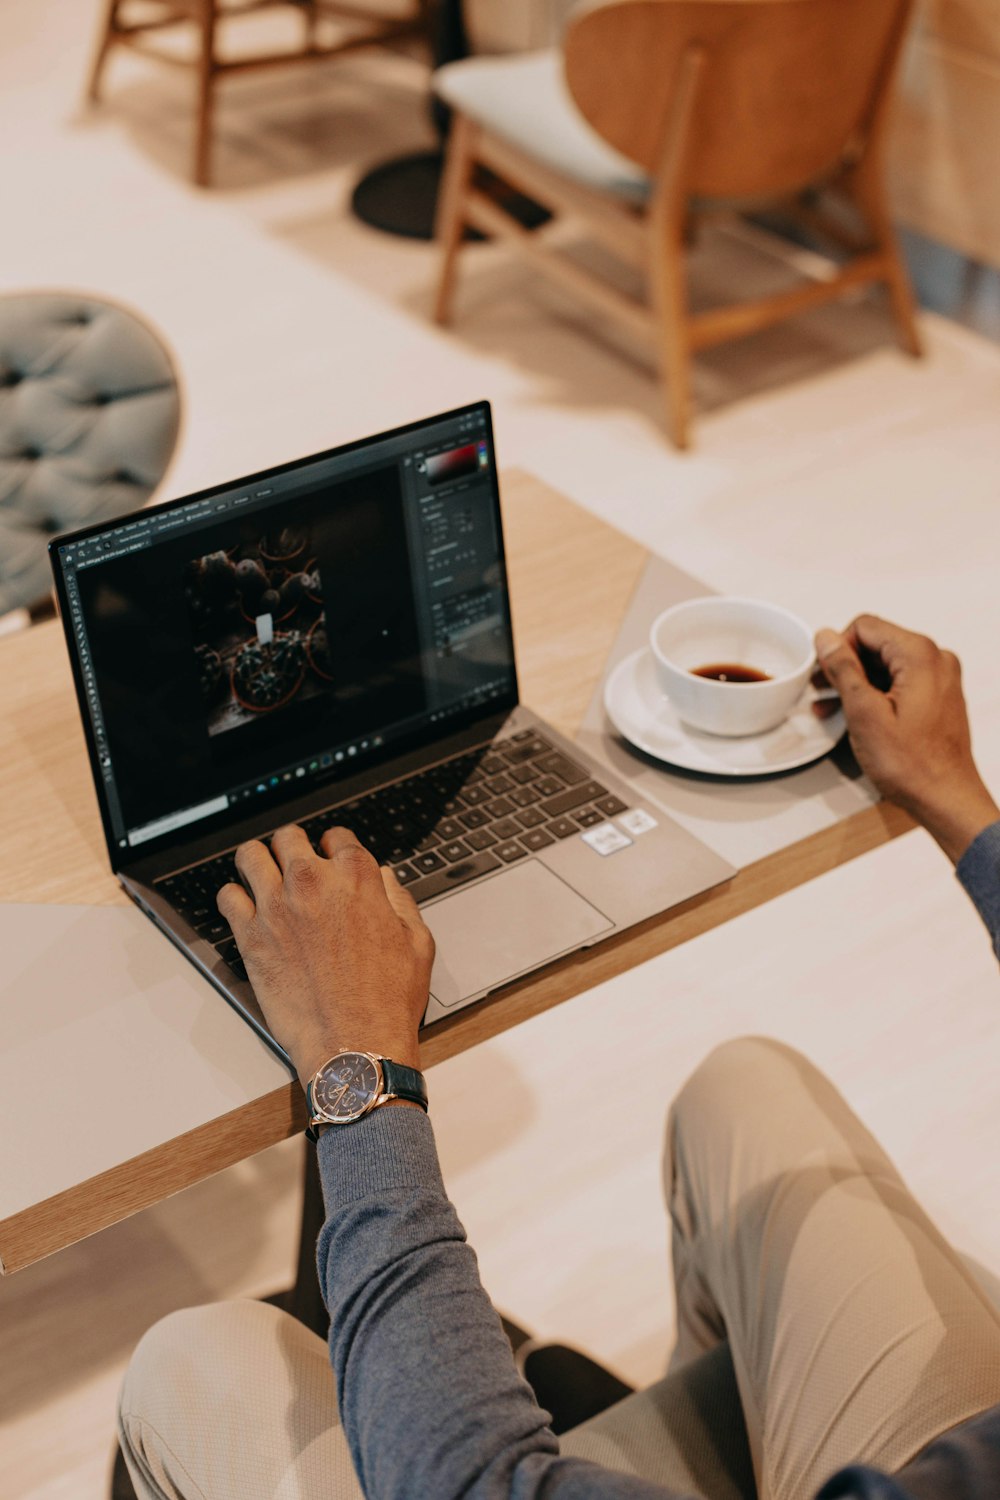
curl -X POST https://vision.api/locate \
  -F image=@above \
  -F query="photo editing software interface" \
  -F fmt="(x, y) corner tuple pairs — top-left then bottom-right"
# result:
(56, 407), (517, 856)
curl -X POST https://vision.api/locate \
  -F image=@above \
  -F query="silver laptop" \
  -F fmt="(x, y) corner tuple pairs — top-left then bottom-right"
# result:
(50, 402), (734, 1067)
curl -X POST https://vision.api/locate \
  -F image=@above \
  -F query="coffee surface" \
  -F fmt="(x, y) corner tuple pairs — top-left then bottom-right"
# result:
(691, 663), (772, 683)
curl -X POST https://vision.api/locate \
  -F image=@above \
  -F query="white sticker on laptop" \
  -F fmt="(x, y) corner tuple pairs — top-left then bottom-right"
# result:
(618, 808), (658, 837)
(581, 821), (633, 856)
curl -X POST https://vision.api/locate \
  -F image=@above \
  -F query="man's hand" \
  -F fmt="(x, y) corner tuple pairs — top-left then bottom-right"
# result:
(815, 614), (999, 863)
(217, 825), (434, 1088)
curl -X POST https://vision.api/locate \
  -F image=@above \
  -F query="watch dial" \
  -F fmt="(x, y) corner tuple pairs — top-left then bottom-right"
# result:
(314, 1053), (381, 1122)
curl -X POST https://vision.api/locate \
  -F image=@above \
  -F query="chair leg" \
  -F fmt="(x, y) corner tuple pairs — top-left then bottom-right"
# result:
(301, 0), (320, 51)
(884, 250), (923, 358)
(644, 45), (704, 448)
(27, 594), (58, 626)
(193, 0), (219, 188)
(648, 221), (693, 450)
(85, 0), (124, 103)
(433, 113), (477, 326)
(849, 156), (923, 358)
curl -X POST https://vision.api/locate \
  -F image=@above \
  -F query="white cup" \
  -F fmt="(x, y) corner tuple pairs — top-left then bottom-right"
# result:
(650, 597), (815, 737)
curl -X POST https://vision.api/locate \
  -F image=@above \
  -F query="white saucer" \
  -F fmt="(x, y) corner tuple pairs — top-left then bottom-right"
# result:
(604, 647), (847, 777)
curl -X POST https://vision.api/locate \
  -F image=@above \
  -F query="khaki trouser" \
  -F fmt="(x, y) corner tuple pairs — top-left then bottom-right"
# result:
(118, 1039), (1000, 1500)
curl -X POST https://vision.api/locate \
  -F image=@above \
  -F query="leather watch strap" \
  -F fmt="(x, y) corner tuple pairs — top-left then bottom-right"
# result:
(380, 1059), (428, 1111)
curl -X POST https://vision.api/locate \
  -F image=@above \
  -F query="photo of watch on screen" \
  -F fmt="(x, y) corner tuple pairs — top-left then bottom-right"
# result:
(187, 526), (330, 737)
(70, 421), (517, 852)
(76, 463), (428, 836)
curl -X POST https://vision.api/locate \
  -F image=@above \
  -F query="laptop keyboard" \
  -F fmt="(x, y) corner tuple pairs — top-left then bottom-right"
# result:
(154, 731), (627, 983)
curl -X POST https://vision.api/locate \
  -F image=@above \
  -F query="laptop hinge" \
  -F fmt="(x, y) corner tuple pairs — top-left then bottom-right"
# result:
(122, 706), (527, 884)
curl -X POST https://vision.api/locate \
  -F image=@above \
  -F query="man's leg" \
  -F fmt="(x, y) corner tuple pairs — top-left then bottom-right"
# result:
(665, 1037), (1000, 1500)
(118, 1300), (364, 1500)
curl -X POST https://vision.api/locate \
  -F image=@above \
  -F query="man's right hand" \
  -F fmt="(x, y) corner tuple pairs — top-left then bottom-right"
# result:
(815, 615), (999, 864)
(217, 824), (434, 1090)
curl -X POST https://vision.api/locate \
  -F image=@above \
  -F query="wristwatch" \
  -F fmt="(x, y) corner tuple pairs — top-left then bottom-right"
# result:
(305, 1049), (428, 1140)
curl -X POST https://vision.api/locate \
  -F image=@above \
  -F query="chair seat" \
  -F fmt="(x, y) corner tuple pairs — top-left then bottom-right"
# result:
(433, 51), (650, 203)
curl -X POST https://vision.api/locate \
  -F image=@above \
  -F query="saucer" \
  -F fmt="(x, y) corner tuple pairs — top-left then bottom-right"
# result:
(604, 647), (847, 777)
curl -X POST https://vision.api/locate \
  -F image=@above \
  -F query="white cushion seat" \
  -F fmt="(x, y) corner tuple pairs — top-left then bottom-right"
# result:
(433, 50), (651, 203)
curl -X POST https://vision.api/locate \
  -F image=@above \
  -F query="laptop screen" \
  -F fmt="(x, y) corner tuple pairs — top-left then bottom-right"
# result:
(51, 401), (518, 863)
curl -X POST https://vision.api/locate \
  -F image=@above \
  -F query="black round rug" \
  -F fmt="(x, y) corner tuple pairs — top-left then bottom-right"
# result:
(351, 150), (455, 242)
(351, 151), (550, 242)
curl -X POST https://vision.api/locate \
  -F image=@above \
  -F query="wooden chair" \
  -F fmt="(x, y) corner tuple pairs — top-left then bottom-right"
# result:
(432, 0), (923, 450)
(86, 0), (433, 188)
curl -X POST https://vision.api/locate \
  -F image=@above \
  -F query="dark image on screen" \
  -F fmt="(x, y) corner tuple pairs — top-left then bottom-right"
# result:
(79, 462), (427, 837)
(186, 527), (329, 739)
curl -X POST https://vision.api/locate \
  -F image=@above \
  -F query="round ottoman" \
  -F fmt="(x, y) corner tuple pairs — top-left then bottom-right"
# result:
(0, 291), (181, 615)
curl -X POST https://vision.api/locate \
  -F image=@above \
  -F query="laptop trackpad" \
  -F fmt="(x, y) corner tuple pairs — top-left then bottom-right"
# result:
(424, 860), (613, 1010)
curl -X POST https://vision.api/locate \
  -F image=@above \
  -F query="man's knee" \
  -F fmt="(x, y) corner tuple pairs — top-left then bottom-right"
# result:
(119, 1301), (342, 1500)
(663, 1038), (830, 1242)
(669, 1036), (806, 1133)
(664, 1037), (832, 1191)
(119, 1300), (287, 1439)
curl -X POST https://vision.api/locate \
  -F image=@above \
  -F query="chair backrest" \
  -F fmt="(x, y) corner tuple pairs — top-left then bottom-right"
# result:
(563, 0), (914, 199)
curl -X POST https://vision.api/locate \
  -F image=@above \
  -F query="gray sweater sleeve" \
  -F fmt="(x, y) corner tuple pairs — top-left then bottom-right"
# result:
(311, 823), (1000, 1500)
(955, 820), (1000, 961)
(315, 1108), (693, 1500)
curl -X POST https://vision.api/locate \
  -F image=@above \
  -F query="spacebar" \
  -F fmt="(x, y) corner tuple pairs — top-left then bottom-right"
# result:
(406, 851), (502, 904)
(542, 782), (599, 818)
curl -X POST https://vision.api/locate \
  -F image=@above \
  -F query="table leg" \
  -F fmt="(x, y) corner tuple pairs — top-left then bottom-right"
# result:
(350, 0), (464, 239)
(350, 0), (549, 240)
(193, 0), (218, 188)
(86, 0), (124, 104)
(265, 1138), (329, 1335)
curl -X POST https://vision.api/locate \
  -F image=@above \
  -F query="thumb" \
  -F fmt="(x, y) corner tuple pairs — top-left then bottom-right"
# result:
(815, 629), (883, 720)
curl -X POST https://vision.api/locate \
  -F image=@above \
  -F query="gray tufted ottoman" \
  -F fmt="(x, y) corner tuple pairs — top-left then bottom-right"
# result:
(0, 291), (181, 616)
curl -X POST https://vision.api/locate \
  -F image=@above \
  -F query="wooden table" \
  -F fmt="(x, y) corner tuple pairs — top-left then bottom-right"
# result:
(0, 470), (911, 1276)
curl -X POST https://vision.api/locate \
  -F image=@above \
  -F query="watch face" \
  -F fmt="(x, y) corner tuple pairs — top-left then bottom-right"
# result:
(314, 1052), (382, 1123)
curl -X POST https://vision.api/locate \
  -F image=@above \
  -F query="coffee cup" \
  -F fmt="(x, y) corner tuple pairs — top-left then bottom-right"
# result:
(649, 597), (814, 737)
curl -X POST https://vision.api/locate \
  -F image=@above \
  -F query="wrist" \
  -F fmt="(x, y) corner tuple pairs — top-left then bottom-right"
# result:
(909, 778), (1000, 865)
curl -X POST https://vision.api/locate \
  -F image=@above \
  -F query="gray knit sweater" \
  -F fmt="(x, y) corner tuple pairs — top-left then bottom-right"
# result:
(315, 821), (1000, 1499)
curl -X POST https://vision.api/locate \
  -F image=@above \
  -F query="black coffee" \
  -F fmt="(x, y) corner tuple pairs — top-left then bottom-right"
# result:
(692, 663), (771, 684)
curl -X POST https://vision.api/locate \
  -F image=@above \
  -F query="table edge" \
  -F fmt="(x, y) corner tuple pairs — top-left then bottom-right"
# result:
(0, 799), (913, 1274)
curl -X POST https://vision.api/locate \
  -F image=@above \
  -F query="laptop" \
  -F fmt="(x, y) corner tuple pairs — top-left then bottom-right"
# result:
(49, 401), (734, 1067)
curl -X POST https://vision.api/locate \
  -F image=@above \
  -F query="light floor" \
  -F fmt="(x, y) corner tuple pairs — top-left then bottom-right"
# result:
(3, 6), (1000, 1498)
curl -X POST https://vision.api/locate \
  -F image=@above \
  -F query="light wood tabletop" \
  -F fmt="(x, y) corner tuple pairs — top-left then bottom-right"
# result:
(0, 469), (912, 1275)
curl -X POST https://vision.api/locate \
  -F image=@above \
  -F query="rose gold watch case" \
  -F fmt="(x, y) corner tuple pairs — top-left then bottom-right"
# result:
(310, 1049), (385, 1127)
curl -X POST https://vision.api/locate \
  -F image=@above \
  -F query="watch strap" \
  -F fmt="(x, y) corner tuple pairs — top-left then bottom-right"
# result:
(304, 1078), (323, 1142)
(380, 1058), (428, 1111)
